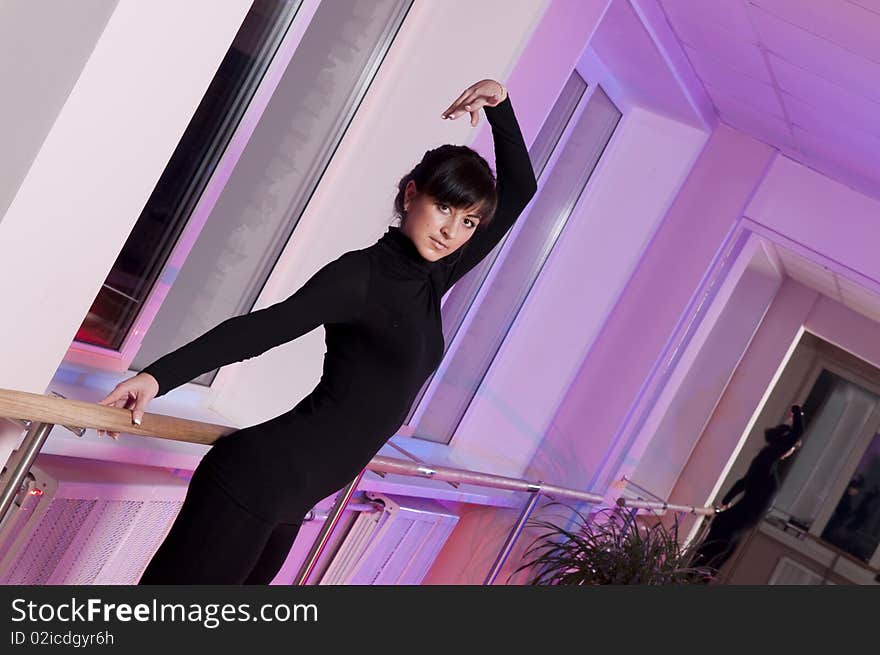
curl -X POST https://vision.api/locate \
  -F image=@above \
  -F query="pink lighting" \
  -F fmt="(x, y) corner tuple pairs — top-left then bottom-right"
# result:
(658, 0), (880, 200)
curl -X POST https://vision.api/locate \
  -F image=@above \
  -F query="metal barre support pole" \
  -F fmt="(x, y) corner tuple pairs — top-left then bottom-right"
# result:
(293, 467), (367, 586)
(617, 496), (716, 516)
(0, 421), (54, 527)
(484, 485), (543, 585)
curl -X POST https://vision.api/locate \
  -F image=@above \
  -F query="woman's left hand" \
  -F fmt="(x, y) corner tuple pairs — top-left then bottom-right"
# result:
(441, 79), (508, 127)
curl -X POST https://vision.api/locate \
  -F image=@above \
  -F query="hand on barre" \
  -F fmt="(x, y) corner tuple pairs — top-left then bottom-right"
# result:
(95, 373), (159, 439)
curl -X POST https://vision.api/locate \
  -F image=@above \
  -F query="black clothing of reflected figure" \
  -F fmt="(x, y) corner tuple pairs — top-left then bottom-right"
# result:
(693, 406), (805, 574)
(823, 476), (880, 561)
(137, 96), (537, 584)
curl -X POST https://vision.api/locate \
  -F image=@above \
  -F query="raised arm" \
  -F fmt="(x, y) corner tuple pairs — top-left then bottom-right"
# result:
(764, 405), (805, 458)
(141, 250), (370, 397)
(440, 85), (538, 291)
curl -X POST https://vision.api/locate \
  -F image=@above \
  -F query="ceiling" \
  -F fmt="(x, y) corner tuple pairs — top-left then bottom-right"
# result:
(658, 0), (880, 200)
(771, 240), (880, 324)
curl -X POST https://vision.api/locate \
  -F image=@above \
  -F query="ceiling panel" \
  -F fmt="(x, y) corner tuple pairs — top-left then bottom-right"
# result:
(750, 0), (880, 63)
(664, 8), (769, 77)
(704, 76), (783, 120)
(837, 273), (880, 324)
(708, 86), (795, 149)
(768, 54), (880, 138)
(849, 1), (880, 15)
(775, 245), (839, 298)
(681, 40), (770, 85)
(749, 6), (880, 103)
(660, 0), (759, 41)
(656, 0), (880, 200)
(788, 100), (880, 163)
(771, 242), (880, 326)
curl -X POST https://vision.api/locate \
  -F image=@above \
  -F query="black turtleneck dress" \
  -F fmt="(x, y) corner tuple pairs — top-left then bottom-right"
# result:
(693, 407), (805, 573)
(140, 95), (538, 528)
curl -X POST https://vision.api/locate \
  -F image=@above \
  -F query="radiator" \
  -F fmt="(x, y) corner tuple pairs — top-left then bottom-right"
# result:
(768, 556), (835, 585)
(318, 492), (459, 585)
(0, 452), (187, 585)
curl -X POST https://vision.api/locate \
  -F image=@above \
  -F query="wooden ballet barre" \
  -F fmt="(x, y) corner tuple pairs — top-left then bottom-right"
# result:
(0, 388), (234, 445)
(0, 387), (714, 585)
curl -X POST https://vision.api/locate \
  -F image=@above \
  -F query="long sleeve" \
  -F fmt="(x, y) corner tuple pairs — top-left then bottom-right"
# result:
(764, 405), (805, 459)
(141, 250), (370, 397)
(442, 94), (538, 292)
(741, 408), (805, 493)
(722, 477), (746, 506)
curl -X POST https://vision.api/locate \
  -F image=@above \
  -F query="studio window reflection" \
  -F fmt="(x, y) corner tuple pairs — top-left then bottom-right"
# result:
(821, 435), (880, 563)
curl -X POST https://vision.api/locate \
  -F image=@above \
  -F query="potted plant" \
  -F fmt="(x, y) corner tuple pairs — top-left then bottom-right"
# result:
(509, 502), (716, 585)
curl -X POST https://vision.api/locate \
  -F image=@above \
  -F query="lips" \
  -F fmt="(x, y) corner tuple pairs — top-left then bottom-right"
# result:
(429, 237), (448, 250)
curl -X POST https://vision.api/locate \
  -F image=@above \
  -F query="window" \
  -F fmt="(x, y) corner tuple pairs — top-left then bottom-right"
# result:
(407, 77), (621, 444)
(131, 0), (413, 386)
(820, 432), (880, 563)
(69, 0), (413, 385)
(772, 367), (880, 566)
(76, 0), (302, 350)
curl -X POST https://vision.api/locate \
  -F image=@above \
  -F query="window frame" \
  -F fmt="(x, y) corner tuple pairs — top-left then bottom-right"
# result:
(404, 80), (623, 445)
(772, 352), (880, 566)
(62, 0), (324, 372)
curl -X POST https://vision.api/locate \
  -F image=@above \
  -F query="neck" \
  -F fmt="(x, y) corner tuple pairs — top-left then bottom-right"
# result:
(377, 225), (436, 277)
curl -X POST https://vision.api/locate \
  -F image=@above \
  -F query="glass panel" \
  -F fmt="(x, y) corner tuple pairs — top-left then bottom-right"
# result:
(132, 0), (413, 384)
(403, 73), (587, 426)
(774, 370), (880, 526)
(442, 73), (587, 354)
(412, 84), (622, 443)
(77, 0), (301, 349)
(820, 433), (880, 562)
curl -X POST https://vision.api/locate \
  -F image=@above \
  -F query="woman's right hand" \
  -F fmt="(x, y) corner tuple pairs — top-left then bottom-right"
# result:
(441, 79), (508, 127)
(96, 373), (159, 439)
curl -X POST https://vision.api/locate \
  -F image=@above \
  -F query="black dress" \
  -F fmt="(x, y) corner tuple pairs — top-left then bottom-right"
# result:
(693, 407), (805, 573)
(138, 96), (537, 583)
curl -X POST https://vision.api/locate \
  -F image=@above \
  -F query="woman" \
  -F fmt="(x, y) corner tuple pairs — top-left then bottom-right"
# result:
(692, 405), (805, 576)
(97, 78), (538, 584)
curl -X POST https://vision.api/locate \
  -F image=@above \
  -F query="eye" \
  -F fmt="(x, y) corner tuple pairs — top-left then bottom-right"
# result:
(463, 218), (476, 228)
(437, 203), (450, 213)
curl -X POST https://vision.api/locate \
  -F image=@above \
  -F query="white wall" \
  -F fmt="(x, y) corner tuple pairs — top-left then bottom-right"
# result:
(668, 278), (818, 512)
(746, 156), (880, 290)
(206, 0), (552, 430)
(0, 0), (251, 466)
(33, 0), (554, 471)
(0, 0), (119, 219)
(664, 154), (880, 512)
(448, 107), (706, 478)
(630, 245), (783, 499)
(524, 126), (773, 497)
(669, 278), (880, 521)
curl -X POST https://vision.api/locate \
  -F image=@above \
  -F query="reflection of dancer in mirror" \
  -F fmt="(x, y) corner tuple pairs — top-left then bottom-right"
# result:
(824, 474), (880, 559)
(693, 405), (805, 577)
(96, 79), (538, 584)
(824, 474), (864, 540)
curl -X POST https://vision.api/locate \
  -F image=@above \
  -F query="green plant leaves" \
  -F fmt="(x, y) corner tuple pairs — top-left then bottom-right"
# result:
(510, 503), (717, 585)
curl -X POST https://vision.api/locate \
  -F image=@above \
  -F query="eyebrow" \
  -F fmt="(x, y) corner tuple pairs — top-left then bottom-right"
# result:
(437, 200), (483, 220)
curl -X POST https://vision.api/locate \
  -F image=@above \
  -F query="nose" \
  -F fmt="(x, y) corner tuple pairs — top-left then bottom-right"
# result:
(441, 219), (459, 240)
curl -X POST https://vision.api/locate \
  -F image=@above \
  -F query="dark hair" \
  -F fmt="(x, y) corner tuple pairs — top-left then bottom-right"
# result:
(764, 424), (791, 444)
(393, 144), (498, 227)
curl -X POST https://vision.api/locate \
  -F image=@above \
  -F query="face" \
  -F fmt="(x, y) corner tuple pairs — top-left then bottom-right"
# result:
(399, 180), (483, 262)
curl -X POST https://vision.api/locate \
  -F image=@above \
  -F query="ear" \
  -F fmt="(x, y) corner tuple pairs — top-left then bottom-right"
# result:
(403, 180), (418, 211)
